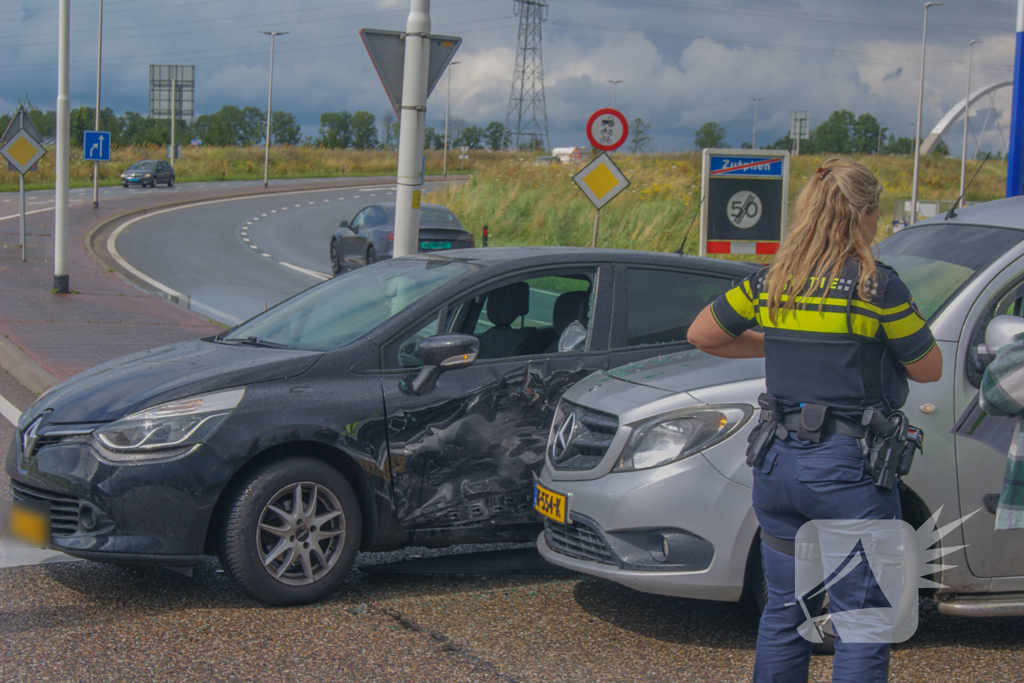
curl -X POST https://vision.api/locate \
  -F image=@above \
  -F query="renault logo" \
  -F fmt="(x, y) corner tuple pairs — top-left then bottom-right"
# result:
(551, 412), (578, 463)
(22, 417), (41, 460)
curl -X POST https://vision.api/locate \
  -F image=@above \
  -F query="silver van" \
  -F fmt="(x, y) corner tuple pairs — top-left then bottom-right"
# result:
(535, 196), (1024, 622)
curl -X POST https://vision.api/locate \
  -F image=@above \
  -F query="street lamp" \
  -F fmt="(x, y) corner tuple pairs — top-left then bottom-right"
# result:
(960, 39), (980, 206)
(259, 30), (288, 188)
(911, 2), (942, 223)
(608, 79), (623, 108)
(92, 0), (103, 209)
(443, 60), (461, 178)
(752, 98), (763, 148)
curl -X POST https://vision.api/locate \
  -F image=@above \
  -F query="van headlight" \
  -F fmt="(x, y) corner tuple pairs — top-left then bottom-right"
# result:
(92, 388), (245, 463)
(613, 404), (753, 472)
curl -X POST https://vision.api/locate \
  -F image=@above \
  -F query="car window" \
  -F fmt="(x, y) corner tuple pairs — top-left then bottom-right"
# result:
(351, 210), (368, 229)
(223, 259), (472, 351)
(394, 317), (442, 368)
(621, 268), (732, 347)
(421, 208), (457, 224)
(369, 207), (389, 227)
(129, 161), (156, 171)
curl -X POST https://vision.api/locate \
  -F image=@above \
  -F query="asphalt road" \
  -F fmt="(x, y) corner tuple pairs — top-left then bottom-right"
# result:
(111, 183), (453, 324)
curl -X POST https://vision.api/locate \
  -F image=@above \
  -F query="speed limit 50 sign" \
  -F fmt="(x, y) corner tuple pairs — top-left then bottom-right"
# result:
(699, 149), (790, 257)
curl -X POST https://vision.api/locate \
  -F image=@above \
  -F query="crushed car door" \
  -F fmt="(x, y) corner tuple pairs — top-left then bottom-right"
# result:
(380, 267), (610, 537)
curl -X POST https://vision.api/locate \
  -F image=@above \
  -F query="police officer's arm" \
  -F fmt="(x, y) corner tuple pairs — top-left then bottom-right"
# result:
(879, 277), (942, 384)
(687, 275), (765, 359)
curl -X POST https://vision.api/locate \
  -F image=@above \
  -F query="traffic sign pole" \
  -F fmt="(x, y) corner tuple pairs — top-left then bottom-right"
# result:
(19, 174), (25, 262)
(1008, 0), (1024, 197)
(54, 0), (71, 294)
(393, 0), (431, 258)
(93, 0), (103, 209)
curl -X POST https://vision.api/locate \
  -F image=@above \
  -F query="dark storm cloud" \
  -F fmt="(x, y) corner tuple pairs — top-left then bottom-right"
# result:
(0, 0), (1017, 152)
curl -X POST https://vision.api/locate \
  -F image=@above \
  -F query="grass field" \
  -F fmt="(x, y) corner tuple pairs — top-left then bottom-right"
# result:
(426, 152), (1009, 256)
(0, 145), (506, 193)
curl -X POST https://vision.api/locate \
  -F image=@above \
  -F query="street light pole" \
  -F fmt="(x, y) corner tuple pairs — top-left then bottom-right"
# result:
(443, 60), (460, 178)
(55, 0), (71, 293)
(911, 2), (942, 223)
(608, 79), (623, 108)
(960, 40), (980, 206)
(752, 98), (763, 148)
(92, 0), (103, 209)
(260, 30), (288, 188)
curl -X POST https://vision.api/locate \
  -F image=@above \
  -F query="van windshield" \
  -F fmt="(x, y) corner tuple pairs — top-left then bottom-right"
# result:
(223, 259), (472, 351)
(876, 223), (1022, 321)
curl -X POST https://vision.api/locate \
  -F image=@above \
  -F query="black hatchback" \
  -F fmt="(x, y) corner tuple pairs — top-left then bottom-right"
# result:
(120, 160), (175, 188)
(7, 248), (755, 605)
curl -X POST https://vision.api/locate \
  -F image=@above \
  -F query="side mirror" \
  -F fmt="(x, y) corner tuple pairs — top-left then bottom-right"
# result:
(411, 334), (479, 395)
(974, 315), (1024, 378)
(339, 219), (349, 229)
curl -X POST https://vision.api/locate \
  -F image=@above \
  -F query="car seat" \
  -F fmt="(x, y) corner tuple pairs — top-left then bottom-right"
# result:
(478, 282), (541, 359)
(545, 290), (590, 353)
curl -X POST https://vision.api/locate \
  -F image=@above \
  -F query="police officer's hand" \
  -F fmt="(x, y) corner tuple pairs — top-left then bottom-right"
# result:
(687, 305), (765, 359)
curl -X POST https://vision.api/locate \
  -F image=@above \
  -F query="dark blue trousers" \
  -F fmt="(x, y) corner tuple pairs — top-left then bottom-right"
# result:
(751, 434), (901, 683)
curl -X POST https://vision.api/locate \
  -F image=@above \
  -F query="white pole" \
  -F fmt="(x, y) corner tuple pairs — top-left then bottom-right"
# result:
(260, 31), (287, 188)
(393, 0), (431, 258)
(608, 79), (623, 109)
(752, 98), (762, 148)
(912, 2), (942, 224)
(960, 40), (979, 205)
(92, 0), (103, 209)
(170, 77), (176, 169)
(443, 61), (460, 178)
(54, 0), (70, 293)
(19, 173), (25, 262)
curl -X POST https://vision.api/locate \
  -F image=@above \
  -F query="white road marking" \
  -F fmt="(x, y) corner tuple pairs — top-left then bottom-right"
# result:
(294, 204), (301, 208)
(270, 210), (277, 214)
(262, 213), (267, 217)
(261, 253), (271, 257)
(246, 221), (252, 225)
(0, 391), (21, 425)
(309, 201), (315, 205)
(243, 238), (250, 242)
(253, 217), (259, 221)
(0, 206), (57, 222)
(354, 195), (360, 199)
(279, 262), (330, 280)
(250, 245), (259, 249)
(323, 199), (329, 202)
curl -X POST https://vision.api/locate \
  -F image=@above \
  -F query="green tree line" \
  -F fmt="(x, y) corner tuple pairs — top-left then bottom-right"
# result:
(2, 99), (516, 152)
(694, 109), (953, 156)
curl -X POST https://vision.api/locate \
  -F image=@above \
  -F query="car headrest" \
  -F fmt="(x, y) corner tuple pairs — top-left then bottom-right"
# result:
(486, 282), (530, 328)
(553, 290), (590, 333)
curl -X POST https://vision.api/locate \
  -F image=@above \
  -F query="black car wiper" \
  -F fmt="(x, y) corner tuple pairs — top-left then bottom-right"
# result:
(223, 336), (290, 349)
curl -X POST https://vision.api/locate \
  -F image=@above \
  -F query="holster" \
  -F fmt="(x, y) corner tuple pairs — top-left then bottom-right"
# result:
(746, 393), (785, 468)
(861, 409), (924, 490)
(797, 404), (830, 444)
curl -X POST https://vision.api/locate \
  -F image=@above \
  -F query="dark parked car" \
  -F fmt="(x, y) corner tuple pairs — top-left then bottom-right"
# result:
(120, 160), (175, 188)
(7, 248), (755, 605)
(330, 202), (474, 275)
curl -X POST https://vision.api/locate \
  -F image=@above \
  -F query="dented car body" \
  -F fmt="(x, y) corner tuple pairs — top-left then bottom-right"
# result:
(7, 247), (755, 573)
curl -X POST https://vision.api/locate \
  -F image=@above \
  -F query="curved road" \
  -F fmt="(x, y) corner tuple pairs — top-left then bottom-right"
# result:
(113, 182), (446, 324)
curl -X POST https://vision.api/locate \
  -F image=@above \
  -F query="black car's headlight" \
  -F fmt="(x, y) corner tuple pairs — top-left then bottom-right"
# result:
(613, 404), (753, 472)
(143, 173), (152, 178)
(92, 388), (245, 463)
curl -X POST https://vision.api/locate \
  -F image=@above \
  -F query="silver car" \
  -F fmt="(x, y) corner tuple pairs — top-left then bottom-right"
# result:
(536, 195), (1024, 620)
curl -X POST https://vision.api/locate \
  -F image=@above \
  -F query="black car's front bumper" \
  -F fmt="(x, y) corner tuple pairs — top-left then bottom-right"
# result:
(5, 434), (229, 566)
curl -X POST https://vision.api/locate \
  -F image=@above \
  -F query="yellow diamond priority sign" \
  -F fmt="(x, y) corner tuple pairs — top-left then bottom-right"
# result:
(1, 129), (46, 175)
(573, 152), (629, 210)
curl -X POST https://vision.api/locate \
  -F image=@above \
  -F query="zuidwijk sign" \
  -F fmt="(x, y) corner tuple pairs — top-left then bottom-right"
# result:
(699, 149), (790, 257)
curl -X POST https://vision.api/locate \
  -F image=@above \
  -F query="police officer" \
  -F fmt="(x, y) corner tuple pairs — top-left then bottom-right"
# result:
(687, 158), (942, 682)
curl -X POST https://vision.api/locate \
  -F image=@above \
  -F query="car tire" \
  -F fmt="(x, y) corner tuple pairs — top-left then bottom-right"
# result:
(366, 245), (377, 266)
(218, 457), (361, 606)
(122, 183), (128, 188)
(330, 240), (341, 275)
(167, 176), (174, 188)
(750, 547), (837, 655)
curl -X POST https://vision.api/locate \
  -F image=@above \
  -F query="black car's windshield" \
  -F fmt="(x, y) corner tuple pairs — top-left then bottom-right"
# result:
(128, 161), (156, 171)
(421, 208), (457, 224)
(876, 223), (1022, 321)
(223, 259), (472, 351)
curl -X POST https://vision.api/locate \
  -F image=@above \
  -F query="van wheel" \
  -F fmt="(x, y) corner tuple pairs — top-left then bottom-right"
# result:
(218, 458), (361, 606)
(330, 240), (341, 275)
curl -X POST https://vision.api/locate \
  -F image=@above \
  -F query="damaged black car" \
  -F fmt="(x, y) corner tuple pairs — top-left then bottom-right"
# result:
(7, 247), (755, 604)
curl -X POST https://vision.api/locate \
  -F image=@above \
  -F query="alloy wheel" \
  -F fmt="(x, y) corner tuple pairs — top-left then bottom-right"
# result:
(256, 482), (346, 586)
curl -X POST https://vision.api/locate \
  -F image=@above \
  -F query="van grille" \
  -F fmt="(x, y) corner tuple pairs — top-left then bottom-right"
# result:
(10, 481), (81, 537)
(548, 402), (618, 471)
(544, 514), (616, 565)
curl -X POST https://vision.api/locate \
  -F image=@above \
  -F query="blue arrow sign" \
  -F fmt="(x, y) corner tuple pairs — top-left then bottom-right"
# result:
(83, 130), (111, 162)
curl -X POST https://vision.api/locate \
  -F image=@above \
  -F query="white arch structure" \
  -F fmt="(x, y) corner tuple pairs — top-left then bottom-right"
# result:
(920, 80), (1013, 155)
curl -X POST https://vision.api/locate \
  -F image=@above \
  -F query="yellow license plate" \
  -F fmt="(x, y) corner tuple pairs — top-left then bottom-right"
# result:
(533, 482), (567, 524)
(6, 503), (50, 547)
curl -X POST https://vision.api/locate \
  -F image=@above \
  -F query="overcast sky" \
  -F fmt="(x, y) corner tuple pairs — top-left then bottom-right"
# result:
(1, 0), (1018, 153)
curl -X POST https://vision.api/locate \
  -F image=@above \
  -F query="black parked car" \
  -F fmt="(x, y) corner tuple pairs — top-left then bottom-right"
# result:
(120, 160), (175, 188)
(7, 248), (755, 605)
(330, 203), (474, 275)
